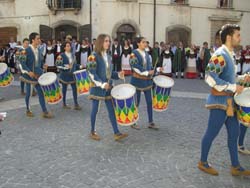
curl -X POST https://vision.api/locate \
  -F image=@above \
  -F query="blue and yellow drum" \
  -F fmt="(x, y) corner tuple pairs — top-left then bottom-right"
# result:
(0, 63), (14, 87)
(38, 72), (62, 105)
(152, 75), (174, 112)
(111, 84), (139, 126)
(234, 88), (250, 127)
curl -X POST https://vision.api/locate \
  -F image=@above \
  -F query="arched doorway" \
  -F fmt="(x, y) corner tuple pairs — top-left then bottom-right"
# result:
(166, 25), (191, 47)
(79, 24), (91, 42)
(116, 24), (136, 42)
(55, 25), (77, 41)
(40, 21), (91, 42)
(0, 27), (17, 46)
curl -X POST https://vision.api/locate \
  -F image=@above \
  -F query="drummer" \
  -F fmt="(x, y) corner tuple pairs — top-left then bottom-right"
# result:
(198, 24), (250, 176)
(237, 75), (250, 155)
(129, 37), (162, 130)
(19, 32), (53, 118)
(86, 34), (128, 141)
(56, 42), (82, 110)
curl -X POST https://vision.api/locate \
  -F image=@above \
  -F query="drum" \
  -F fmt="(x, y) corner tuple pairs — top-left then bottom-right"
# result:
(152, 75), (174, 112)
(234, 88), (250, 127)
(38, 72), (62, 105)
(111, 84), (139, 126)
(73, 69), (91, 96)
(0, 63), (14, 87)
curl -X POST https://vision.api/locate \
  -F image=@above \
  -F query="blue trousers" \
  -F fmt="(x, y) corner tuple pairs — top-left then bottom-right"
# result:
(201, 109), (240, 167)
(136, 89), (153, 123)
(239, 123), (248, 147)
(62, 83), (78, 106)
(21, 81), (25, 92)
(26, 84), (47, 112)
(90, 99), (120, 134)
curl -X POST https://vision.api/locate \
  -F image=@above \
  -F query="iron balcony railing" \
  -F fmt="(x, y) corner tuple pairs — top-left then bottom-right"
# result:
(47, 0), (82, 10)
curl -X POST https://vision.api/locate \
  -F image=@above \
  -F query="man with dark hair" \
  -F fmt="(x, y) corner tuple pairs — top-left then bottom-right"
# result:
(19, 32), (53, 118)
(199, 41), (211, 79)
(91, 38), (96, 52)
(198, 24), (250, 176)
(18, 38), (30, 95)
(152, 42), (160, 67)
(173, 41), (186, 78)
(54, 39), (62, 60)
(111, 38), (122, 71)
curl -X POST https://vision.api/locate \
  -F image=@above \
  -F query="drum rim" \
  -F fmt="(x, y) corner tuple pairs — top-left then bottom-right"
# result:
(117, 114), (139, 126)
(153, 75), (174, 88)
(73, 69), (87, 74)
(38, 72), (57, 86)
(238, 120), (250, 127)
(111, 84), (136, 100)
(234, 88), (250, 107)
(0, 63), (8, 75)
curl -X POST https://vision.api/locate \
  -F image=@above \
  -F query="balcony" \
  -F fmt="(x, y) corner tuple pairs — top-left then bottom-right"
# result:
(116, 0), (138, 2)
(170, 0), (189, 6)
(47, 0), (82, 14)
(217, 0), (233, 9)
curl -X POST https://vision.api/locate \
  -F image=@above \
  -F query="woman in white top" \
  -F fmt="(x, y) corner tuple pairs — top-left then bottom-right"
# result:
(79, 39), (91, 68)
(121, 39), (132, 75)
(45, 40), (55, 72)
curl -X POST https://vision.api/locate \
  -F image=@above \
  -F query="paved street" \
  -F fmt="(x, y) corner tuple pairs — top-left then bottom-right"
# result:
(0, 77), (250, 188)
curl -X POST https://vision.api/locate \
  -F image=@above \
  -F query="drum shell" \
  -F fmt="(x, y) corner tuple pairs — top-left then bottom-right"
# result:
(111, 84), (139, 126)
(38, 72), (62, 105)
(74, 69), (91, 96)
(0, 63), (14, 87)
(152, 75), (174, 112)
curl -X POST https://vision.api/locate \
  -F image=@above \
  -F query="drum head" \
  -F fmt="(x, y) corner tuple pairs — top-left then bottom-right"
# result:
(234, 88), (250, 107)
(111, 84), (136, 100)
(0, 63), (7, 75)
(153, 75), (174, 88)
(74, 69), (86, 75)
(38, 72), (57, 86)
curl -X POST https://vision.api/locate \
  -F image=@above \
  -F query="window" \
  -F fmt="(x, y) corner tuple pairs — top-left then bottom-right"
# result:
(47, 0), (82, 9)
(171, 0), (188, 5)
(218, 0), (233, 8)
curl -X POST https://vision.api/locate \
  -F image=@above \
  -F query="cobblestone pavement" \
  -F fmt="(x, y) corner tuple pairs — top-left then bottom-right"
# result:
(0, 78), (250, 188)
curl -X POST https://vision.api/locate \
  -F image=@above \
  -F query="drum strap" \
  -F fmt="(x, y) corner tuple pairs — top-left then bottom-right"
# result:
(226, 98), (234, 117)
(132, 72), (151, 80)
(210, 88), (234, 97)
(211, 88), (234, 117)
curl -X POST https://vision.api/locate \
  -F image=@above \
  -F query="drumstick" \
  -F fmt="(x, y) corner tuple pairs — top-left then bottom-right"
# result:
(150, 58), (159, 79)
(153, 57), (159, 71)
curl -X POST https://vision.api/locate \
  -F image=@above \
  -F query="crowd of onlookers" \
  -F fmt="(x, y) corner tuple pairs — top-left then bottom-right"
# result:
(0, 36), (249, 79)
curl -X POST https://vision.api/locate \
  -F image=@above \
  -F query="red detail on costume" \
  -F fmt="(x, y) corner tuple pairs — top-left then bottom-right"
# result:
(186, 72), (198, 79)
(214, 59), (219, 64)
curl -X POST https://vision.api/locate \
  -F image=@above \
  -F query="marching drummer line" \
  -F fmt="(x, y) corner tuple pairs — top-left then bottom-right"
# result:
(0, 91), (208, 112)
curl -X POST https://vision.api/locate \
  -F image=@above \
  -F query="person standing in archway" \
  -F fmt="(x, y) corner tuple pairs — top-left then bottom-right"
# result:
(79, 39), (91, 68)
(173, 41), (186, 78)
(121, 39), (132, 75)
(111, 38), (122, 72)
(199, 42), (211, 79)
